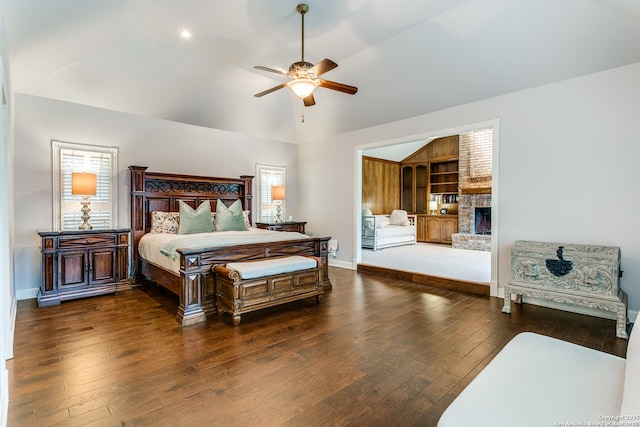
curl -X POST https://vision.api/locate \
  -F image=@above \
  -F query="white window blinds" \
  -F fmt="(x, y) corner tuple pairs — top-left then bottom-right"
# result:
(52, 140), (118, 231)
(256, 164), (285, 223)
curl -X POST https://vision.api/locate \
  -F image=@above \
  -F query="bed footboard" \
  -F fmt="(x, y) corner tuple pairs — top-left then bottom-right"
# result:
(175, 237), (331, 326)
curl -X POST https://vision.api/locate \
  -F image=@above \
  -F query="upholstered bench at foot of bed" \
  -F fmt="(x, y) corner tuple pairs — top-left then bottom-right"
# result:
(213, 255), (324, 325)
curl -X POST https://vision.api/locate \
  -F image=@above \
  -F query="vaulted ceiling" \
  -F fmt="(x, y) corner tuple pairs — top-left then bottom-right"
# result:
(3, 0), (640, 144)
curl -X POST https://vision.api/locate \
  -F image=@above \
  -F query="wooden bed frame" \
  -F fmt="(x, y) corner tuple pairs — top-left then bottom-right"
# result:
(129, 166), (331, 326)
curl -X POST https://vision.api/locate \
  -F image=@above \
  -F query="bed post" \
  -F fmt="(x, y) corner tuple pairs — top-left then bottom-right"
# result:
(177, 252), (207, 326)
(240, 175), (253, 224)
(129, 165), (148, 280)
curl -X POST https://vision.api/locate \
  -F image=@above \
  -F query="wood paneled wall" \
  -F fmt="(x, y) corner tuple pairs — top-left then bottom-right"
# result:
(402, 135), (459, 164)
(362, 156), (400, 214)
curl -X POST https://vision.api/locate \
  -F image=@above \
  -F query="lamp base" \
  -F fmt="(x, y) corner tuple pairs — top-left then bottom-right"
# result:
(275, 202), (283, 224)
(78, 197), (93, 230)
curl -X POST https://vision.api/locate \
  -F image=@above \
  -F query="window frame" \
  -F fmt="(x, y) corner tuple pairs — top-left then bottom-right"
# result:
(255, 164), (286, 223)
(52, 140), (119, 231)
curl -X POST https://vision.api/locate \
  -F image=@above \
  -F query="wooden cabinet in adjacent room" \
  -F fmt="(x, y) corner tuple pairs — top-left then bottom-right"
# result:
(440, 217), (458, 244)
(38, 228), (130, 307)
(416, 215), (428, 242)
(417, 214), (458, 244)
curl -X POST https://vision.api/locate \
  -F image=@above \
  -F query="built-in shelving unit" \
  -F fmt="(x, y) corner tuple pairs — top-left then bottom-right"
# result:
(429, 160), (459, 206)
(399, 135), (460, 244)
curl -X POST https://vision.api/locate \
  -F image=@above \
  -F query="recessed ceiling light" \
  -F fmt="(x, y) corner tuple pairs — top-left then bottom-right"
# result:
(178, 28), (192, 39)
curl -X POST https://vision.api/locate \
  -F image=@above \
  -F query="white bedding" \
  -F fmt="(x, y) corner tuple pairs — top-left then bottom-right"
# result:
(138, 228), (309, 274)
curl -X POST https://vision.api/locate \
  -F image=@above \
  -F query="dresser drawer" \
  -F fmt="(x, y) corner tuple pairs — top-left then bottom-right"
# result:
(58, 234), (117, 249)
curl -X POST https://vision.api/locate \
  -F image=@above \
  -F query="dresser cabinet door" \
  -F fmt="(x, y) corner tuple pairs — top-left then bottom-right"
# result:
(59, 251), (88, 288)
(90, 248), (117, 285)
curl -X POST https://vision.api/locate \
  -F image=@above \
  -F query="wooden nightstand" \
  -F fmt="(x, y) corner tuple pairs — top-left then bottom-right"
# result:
(38, 228), (131, 307)
(255, 221), (307, 234)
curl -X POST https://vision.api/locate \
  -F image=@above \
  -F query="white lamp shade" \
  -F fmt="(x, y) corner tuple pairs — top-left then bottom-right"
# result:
(287, 77), (317, 99)
(429, 201), (438, 211)
(71, 173), (97, 196)
(271, 185), (285, 201)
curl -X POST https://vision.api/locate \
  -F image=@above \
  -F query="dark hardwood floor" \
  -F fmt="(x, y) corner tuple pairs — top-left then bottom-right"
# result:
(9, 267), (628, 426)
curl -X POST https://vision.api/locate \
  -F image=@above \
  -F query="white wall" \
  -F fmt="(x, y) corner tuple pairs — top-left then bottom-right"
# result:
(300, 62), (640, 316)
(12, 94), (300, 298)
(0, 5), (13, 425)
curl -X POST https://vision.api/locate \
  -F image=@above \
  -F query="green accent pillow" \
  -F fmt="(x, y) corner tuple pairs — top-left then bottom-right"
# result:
(178, 201), (214, 234)
(215, 199), (248, 231)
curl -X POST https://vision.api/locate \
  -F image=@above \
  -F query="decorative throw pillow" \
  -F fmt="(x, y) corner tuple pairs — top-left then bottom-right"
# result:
(389, 209), (410, 226)
(178, 201), (214, 234)
(211, 210), (251, 229)
(150, 211), (180, 234)
(214, 199), (248, 231)
(243, 210), (252, 229)
(362, 207), (373, 217)
(374, 215), (390, 228)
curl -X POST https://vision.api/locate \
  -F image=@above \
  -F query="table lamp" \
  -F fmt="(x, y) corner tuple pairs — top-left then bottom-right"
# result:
(271, 185), (285, 223)
(72, 172), (97, 230)
(429, 200), (438, 215)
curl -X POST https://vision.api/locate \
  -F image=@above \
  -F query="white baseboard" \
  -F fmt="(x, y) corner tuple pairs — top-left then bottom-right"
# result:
(327, 259), (354, 270)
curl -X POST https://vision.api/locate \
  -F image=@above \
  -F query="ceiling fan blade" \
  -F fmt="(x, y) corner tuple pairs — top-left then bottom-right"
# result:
(254, 83), (288, 97)
(309, 59), (338, 78)
(254, 66), (287, 76)
(303, 93), (316, 107)
(318, 79), (358, 95)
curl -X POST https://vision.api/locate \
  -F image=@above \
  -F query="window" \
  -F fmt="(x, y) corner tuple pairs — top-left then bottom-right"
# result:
(256, 164), (285, 223)
(52, 140), (118, 231)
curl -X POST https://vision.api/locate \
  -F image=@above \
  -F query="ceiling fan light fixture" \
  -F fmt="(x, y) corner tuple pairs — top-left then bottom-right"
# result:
(287, 77), (317, 99)
(177, 28), (193, 39)
(253, 3), (357, 106)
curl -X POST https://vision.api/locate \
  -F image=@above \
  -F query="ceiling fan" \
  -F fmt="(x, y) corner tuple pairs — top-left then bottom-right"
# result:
(254, 3), (358, 107)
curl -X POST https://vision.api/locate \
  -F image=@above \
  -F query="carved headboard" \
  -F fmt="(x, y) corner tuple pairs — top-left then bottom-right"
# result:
(129, 166), (254, 264)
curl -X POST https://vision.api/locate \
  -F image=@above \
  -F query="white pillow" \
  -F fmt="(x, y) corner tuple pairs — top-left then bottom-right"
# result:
(374, 215), (390, 228)
(389, 209), (410, 226)
(362, 207), (373, 217)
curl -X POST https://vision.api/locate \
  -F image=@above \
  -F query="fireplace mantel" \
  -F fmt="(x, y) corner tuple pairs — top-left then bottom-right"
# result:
(460, 187), (492, 194)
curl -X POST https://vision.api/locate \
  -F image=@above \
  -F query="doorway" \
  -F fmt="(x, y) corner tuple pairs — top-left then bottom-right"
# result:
(355, 120), (500, 297)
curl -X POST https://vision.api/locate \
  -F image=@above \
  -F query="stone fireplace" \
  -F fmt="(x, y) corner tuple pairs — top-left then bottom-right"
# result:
(451, 127), (493, 251)
(452, 193), (492, 251)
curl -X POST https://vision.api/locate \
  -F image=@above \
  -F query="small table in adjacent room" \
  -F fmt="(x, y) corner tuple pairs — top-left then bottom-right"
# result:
(255, 221), (307, 234)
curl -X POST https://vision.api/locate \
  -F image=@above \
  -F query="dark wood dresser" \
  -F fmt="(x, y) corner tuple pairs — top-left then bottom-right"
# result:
(38, 228), (130, 307)
(255, 221), (307, 234)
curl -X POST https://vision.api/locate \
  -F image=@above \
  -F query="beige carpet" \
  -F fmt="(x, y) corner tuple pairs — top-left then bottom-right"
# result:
(360, 242), (491, 283)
